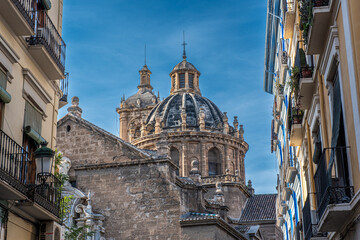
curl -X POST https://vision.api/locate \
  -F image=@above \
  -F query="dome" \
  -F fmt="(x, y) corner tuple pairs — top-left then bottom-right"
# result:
(123, 89), (158, 108)
(170, 59), (199, 75)
(146, 92), (224, 129)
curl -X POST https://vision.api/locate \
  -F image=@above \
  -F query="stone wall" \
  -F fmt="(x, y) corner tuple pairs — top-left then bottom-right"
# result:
(73, 161), (181, 240)
(57, 118), (147, 168)
(204, 184), (249, 219)
(181, 224), (241, 240)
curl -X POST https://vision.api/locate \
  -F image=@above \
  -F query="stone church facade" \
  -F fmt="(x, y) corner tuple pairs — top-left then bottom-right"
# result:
(56, 53), (282, 239)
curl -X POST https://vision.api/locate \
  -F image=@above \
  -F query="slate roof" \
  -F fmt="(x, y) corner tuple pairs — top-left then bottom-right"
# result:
(239, 194), (277, 223)
(171, 59), (199, 74)
(146, 92), (224, 129)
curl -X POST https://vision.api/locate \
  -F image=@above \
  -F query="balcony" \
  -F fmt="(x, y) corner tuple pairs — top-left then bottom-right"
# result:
(0, 0), (35, 36)
(302, 196), (327, 240)
(289, 108), (303, 146)
(19, 174), (61, 220)
(26, 10), (66, 80)
(299, 66), (315, 109)
(285, 165), (297, 184)
(307, 0), (334, 54)
(0, 130), (61, 220)
(314, 147), (354, 232)
(59, 72), (69, 108)
(0, 130), (31, 200)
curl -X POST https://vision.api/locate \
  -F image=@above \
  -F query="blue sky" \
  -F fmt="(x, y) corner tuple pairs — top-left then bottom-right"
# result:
(59, 0), (277, 193)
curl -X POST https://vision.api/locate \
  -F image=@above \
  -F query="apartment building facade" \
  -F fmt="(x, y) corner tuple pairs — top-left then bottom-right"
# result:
(264, 0), (360, 239)
(0, 0), (68, 239)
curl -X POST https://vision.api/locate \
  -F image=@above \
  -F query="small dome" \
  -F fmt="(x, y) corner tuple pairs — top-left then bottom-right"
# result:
(146, 92), (223, 130)
(123, 89), (158, 108)
(170, 59), (199, 75)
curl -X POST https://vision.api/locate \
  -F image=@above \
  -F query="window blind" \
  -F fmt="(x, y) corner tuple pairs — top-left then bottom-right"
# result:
(24, 101), (42, 134)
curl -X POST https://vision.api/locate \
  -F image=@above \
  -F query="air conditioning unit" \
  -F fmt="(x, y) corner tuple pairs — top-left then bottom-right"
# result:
(39, 221), (63, 240)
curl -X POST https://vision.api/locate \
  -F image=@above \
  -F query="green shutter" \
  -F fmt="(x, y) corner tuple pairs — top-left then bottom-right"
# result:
(0, 68), (7, 89)
(0, 86), (11, 103)
(41, 0), (51, 10)
(24, 101), (42, 134)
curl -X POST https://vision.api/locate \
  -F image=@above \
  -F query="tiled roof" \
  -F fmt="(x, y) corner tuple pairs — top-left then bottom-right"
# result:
(239, 194), (277, 223)
(234, 225), (251, 233)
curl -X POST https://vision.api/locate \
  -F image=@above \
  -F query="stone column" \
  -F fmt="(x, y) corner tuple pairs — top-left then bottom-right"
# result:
(223, 145), (227, 175)
(182, 143), (187, 177)
(119, 113), (129, 141)
(185, 72), (189, 89)
(201, 142), (207, 176)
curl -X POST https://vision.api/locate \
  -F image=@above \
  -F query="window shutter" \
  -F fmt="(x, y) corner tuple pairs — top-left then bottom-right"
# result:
(24, 101), (42, 134)
(0, 68), (7, 89)
(328, 74), (341, 174)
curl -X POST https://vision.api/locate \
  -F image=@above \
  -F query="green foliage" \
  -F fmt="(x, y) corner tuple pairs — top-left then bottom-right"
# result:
(299, 0), (313, 43)
(64, 225), (95, 240)
(288, 66), (300, 104)
(299, 48), (308, 67)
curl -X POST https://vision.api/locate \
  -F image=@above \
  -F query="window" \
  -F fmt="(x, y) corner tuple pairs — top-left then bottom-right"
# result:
(170, 147), (180, 175)
(208, 148), (221, 176)
(23, 101), (43, 184)
(24, 101), (42, 134)
(189, 74), (194, 88)
(179, 74), (185, 88)
(0, 67), (7, 89)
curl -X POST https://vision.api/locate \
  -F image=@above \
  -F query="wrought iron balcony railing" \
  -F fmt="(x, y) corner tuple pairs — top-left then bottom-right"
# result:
(314, 147), (354, 221)
(60, 72), (69, 102)
(302, 194), (327, 240)
(29, 173), (61, 217)
(0, 129), (32, 195)
(26, 10), (66, 73)
(0, 129), (61, 217)
(313, 0), (330, 7)
(11, 0), (36, 29)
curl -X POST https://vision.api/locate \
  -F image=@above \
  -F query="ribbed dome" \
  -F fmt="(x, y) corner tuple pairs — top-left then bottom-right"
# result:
(123, 89), (158, 108)
(170, 59), (199, 74)
(146, 92), (224, 129)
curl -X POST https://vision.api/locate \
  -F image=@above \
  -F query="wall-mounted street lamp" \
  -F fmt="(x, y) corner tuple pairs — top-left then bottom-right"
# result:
(34, 142), (55, 184)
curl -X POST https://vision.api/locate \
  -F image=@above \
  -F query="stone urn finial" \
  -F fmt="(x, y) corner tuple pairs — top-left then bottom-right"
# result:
(189, 159), (200, 175)
(67, 96), (83, 118)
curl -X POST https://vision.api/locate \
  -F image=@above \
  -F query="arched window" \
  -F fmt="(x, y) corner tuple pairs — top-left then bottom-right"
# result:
(170, 147), (180, 175)
(54, 227), (60, 240)
(208, 148), (221, 176)
(189, 74), (194, 88)
(179, 74), (185, 88)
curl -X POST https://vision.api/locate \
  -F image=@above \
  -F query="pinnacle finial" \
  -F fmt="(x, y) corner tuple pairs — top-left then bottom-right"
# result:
(182, 31), (187, 60)
(144, 44), (147, 66)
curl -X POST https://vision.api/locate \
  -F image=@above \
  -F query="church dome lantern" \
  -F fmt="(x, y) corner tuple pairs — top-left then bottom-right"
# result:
(169, 39), (201, 95)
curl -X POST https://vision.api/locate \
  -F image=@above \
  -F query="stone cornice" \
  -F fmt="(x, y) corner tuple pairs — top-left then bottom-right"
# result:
(202, 182), (252, 198)
(132, 131), (249, 152)
(73, 157), (176, 171)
